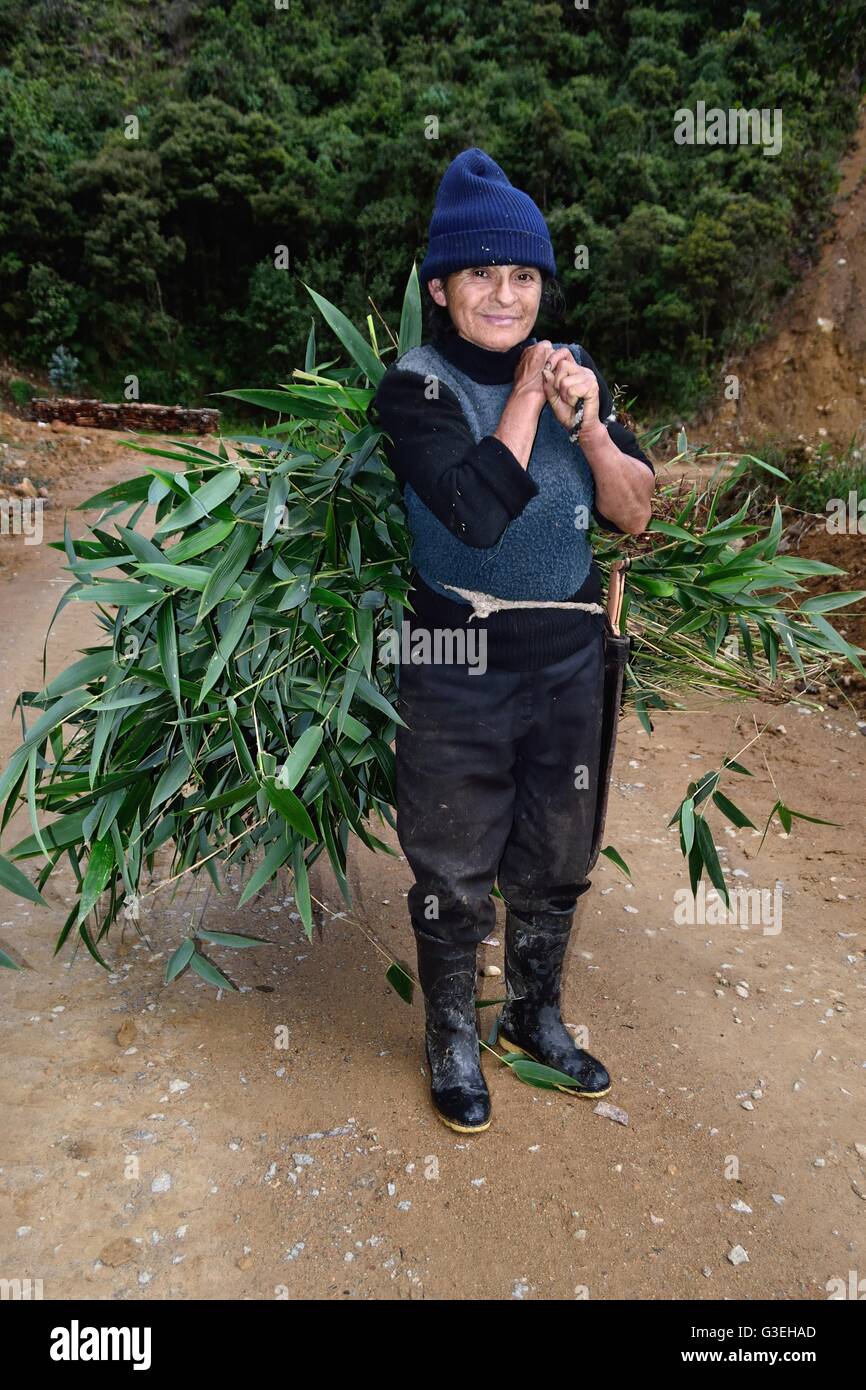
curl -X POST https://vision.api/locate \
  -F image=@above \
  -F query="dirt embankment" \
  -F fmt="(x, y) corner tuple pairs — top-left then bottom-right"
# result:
(690, 105), (866, 455)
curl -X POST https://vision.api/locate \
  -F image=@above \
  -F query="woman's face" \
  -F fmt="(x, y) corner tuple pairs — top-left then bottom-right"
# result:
(428, 265), (543, 350)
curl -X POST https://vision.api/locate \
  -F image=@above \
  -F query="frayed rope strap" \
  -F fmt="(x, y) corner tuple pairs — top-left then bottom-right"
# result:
(438, 581), (605, 622)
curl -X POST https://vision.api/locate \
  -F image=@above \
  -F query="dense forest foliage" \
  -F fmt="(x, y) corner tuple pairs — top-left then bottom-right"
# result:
(0, 0), (863, 412)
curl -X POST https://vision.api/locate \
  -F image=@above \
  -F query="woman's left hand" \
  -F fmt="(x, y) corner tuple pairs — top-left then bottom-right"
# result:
(542, 354), (601, 436)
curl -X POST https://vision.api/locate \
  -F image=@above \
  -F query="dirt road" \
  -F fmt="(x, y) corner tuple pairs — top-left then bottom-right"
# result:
(1, 424), (863, 1301)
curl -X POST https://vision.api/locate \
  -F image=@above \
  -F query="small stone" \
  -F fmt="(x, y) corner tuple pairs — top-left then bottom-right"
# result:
(98, 1237), (137, 1267)
(479, 964), (501, 978)
(741, 1100), (754, 1111)
(236, 1255), (253, 1270)
(168, 1079), (189, 1094)
(771, 1194), (785, 1205)
(813, 1157), (826, 1168)
(115, 1020), (137, 1047)
(593, 1100), (629, 1126)
(293, 1153), (314, 1168)
(727, 1245), (749, 1266)
(854, 1143), (866, 1160)
(151, 1173), (172, 1193)
(731, 1200), (752, 1214)
(702, 1266), (712, 1278)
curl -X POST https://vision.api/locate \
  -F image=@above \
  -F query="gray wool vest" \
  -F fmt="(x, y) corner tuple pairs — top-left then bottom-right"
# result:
(395, 341), (596, 603)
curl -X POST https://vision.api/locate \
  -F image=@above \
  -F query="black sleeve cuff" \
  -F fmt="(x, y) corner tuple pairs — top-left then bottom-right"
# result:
(470, 435), (540, 514)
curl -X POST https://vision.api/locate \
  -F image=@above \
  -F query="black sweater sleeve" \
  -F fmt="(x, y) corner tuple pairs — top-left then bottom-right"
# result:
(577, 347), (655, 534)
(369, 366), (539, 550)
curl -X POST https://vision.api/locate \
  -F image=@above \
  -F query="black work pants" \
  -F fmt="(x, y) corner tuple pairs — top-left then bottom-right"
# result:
(394, 627), (606, 950)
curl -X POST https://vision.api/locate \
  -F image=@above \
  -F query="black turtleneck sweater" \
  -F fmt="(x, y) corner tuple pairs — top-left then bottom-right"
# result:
(369, 321), (654, 670)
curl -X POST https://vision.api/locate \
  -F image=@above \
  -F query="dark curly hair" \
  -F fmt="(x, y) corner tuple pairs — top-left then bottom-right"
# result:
(421, 272), (567, 344)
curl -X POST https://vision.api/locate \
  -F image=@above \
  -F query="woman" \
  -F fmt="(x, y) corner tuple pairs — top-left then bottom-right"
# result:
(370, 147), (655, 1133)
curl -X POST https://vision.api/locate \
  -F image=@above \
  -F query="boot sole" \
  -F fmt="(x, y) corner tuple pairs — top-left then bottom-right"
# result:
(432, 1106), (492, 1134)
(498, 1033), (611, 1099)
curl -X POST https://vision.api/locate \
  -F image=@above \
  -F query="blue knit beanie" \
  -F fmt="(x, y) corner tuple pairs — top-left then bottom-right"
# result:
(418, 146), (556, 286)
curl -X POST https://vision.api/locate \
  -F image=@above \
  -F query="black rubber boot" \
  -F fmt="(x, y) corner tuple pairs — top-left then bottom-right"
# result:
(415, 934), (491, 1133)
(498, 906), (611, 1097)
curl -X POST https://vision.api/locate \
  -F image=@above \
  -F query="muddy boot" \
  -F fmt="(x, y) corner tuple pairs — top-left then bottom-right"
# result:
(498, 906), (610, 1097)
(416, 934), (491, 1133)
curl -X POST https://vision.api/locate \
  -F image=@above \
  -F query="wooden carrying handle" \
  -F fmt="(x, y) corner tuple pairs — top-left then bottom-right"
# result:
(605, 558), (631, 636)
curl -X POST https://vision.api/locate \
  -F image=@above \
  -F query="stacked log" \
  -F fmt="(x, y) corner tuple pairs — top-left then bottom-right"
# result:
(30, 399), (221, 434)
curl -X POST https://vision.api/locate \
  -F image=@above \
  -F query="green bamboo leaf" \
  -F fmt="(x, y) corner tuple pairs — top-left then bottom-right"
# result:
(197, 523), (259, 621)
(69, 581), (164, 605)
(38, 651), (115, 700)
(785, 806), (841, 827)
(386, 960), (414, 1004)
(262, 475), (289, 547)
(78, 475), (153, 510)
(680, 796), (696, 854)
(692, 770), (720, 806)
(276, 725), (325, 791)
(238, 830), (292, 906)
(166, 938), (195, 982)
(695, 816), (730, 908)
(398, 263), (423, 356)
(687, 836), (703, 897)
(500, 1053), (585, 1091)
(0, 947), (23, 970)
(198, 601), (254, 704)
(347, 521), (362, 578)
(800, 590), (866, 614)
(0, 852), (48, 906)
(711, 790), (755, 830)
(292, 838), (313, 939)
(79, 920), (110, 971)
(263, 779), (317, 840)
(742, 454), (790, 482)
(77, 837), (114, 923)
(353, 673), (405, 726)
(189, 951), (237, 991)
(722, 758), (753, 776)
(138, 562), (244, 596)
(303, 284), (386, 385)
(197, 930), (267, 948)
(26, 747), (51, 860)
(157, 599), (182, 706)
(217, 388), (298, 413)
(599, 845), (631, 877)
(151, 754), (191, 810)
(153, 468), (241, 537)
(648, 520), (698, 542)
(166, 518), (236, 563)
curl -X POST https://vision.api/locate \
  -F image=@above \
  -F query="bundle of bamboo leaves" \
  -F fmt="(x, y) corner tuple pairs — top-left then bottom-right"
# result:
(0, 267), (863, 983)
